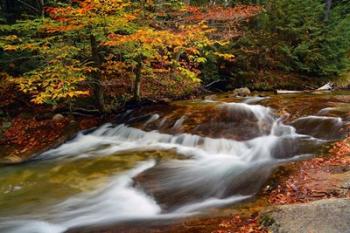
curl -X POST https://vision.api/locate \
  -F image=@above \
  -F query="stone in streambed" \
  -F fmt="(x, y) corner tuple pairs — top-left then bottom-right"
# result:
(204, 94), (217, 100)
(261, 198), (350, 233)
(52, 113), (65, 121)
(232, 87), (251, 97)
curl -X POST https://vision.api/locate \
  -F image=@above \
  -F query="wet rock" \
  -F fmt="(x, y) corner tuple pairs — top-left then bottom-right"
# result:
(290, 116), (344, 140)
(52, 113), (65, 121)
(160, 98), (171, 104)
(261, 198), (350, 233)
(232, 87), (251, 97)
(134, 161), (273, 212)
(204, 94), (217, 100)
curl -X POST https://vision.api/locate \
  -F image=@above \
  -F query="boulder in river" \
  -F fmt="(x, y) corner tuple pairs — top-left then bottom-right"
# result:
(204, 94), (217, 100)
(232, 87), (251, 97)
(52, 113), (65, 121)
(260, 198), (350, 233)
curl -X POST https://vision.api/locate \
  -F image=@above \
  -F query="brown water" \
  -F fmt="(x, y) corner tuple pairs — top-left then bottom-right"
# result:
(0, 91), (349, 233)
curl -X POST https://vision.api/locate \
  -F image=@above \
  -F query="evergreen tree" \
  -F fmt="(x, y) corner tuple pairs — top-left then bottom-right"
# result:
(232, 0), (350, 80)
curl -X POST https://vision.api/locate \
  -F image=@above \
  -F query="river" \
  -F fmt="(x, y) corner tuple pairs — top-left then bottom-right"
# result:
(0, 91), (349, 233)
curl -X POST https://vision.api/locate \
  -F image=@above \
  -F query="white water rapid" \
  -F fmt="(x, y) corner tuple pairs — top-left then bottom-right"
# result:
(0, 100), (345, 233)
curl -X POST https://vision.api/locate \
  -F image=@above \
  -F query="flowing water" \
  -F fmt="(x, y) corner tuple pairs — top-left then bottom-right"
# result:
(0, 91), (349, 233)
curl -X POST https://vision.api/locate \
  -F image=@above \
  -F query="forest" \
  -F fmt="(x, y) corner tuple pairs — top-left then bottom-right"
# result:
(1, 0), (349, 113)
(0, 1), (350, 233)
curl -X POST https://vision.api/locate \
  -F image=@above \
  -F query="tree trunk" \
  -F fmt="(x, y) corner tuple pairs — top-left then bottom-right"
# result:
(36, 0), (44, 17)
(324, 0), (332, 21)
(133, 57), (143, 102)
(3, 0), (19, 24)
(90, 34), (107, 113)
(170, 49), (183, 78)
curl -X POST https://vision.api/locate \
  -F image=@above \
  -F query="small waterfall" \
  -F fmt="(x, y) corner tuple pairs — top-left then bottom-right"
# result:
(144, 114), (160, 127)
(0, 99), (345, 233)
(172, 116), (186, 130)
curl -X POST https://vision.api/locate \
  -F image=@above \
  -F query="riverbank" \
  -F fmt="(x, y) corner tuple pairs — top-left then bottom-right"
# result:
(0, 114), (104, 164)
(0, 89), (200, 164)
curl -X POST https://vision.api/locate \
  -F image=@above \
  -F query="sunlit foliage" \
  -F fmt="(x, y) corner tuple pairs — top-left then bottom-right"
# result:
(0, 0), (234, 107)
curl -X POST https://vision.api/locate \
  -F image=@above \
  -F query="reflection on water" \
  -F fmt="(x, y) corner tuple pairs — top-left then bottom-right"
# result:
(0, 150), (179, 217)
(0, 91), (349, 233)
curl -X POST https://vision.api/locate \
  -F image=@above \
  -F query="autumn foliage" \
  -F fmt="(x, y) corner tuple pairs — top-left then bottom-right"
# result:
(212, 214), (268, 233)
(185, 5), (261, 22)
(0, 0), (240, 109)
